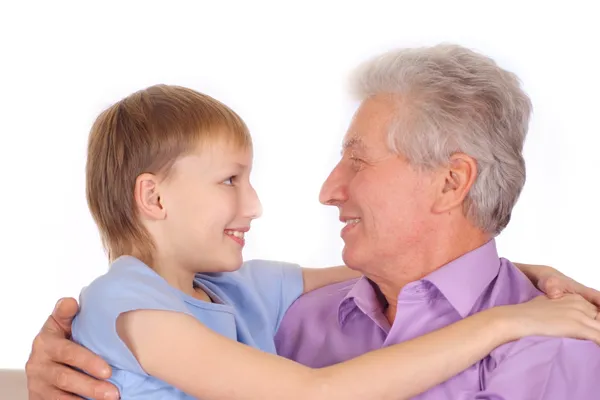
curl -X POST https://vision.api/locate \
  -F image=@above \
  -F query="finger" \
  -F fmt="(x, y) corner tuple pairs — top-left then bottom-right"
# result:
(579, 286), (600, 308)
(27, 371), (83, 400)
(558, 293), (596, 319)
(578, 328), (600, 346)
(580, 315), (600, 331)
(567, 295), (598, 319)
(51, 297), (80, 335)
(539, 276), (568, 298)
(38, 388), (85, 400)
(49, 362), (120, 400)
(580, 319), (600, 345)
(45, 335), (112, 380)
(578, 306), (599, 321)
(547, 290), (563, 299)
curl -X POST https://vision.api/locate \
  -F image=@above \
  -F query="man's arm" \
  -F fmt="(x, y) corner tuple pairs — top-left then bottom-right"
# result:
(26, 298), (119, 400)
(25, 266), (600, 400)
(460, 337), (600, 400)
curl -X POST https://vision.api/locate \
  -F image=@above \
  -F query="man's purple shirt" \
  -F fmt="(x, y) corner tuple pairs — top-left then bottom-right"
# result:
(275, 240), (600, 399)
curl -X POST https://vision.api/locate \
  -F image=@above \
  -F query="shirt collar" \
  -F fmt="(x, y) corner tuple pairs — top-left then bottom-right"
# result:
(337, 276), (383, 327)
(422, 239), (501, 318)
(336, 239), (501, 325)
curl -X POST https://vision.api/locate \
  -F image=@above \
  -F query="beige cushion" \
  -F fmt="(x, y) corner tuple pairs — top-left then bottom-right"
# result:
(0, 369), (27, 400)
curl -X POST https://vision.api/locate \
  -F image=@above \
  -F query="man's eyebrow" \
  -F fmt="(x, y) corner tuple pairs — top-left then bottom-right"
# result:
(341, 136), (366, 156)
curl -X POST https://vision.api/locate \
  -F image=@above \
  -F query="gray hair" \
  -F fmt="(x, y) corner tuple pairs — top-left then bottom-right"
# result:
(350, 43), (532, 235)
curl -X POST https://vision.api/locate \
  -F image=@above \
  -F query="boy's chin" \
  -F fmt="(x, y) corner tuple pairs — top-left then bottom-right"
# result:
(216, 254), (244, 272)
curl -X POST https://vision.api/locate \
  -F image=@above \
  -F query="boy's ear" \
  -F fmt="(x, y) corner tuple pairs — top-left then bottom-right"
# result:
(134, 173), (166, 220)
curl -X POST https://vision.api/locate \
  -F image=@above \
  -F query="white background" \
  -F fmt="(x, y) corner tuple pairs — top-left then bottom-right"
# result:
(0, 0), (598, 370)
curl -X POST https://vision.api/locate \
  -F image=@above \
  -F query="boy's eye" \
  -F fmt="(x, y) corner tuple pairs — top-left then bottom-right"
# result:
(223, 176), (235, 185)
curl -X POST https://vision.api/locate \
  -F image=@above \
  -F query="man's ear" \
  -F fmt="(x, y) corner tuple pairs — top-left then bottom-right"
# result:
(134, 173), (167, 220)
(431, 153), (477, 214)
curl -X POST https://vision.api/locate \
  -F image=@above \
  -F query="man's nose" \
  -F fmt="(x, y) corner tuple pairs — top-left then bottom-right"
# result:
(319, 163), (348, 206)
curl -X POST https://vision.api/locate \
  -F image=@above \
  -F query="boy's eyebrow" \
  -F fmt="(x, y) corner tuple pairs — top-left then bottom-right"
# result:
(228, 162), (249, 171)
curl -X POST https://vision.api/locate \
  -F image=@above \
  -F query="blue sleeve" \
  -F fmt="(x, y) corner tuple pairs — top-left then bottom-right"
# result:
(240, 259), (304, 332)
(71, 260), (194, 375)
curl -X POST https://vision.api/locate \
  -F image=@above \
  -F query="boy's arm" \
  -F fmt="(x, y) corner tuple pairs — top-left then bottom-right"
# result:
(117, 296), (600, 400)
(301, 266), (362, 293)
(514, 262), (600, 306)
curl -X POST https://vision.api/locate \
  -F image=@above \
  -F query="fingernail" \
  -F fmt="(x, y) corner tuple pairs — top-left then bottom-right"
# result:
(104, 391), (120, 400)
(53, 298), (64, 312)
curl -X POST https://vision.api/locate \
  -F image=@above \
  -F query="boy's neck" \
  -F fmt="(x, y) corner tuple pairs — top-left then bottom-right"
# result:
(134, 251), (213, 303)
(159, 264), (213, 303)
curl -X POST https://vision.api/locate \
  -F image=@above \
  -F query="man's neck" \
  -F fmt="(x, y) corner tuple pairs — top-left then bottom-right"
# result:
(367, 227), (490, 324)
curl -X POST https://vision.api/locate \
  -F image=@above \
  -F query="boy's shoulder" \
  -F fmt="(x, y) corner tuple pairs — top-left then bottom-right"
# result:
(200, 258), (301, 287)
(72, 256), (191, 383)
(239, 258), (302, 282)
(77, 256), (188, 320)
(80, 256), (172, 300)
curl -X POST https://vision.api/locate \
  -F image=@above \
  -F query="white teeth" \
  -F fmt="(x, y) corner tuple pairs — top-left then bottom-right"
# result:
(226, 231), (245, 239)
(345, 219), (360, 226)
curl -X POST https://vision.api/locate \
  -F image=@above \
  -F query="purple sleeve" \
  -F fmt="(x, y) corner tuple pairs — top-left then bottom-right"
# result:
(458, 337), (600, 400)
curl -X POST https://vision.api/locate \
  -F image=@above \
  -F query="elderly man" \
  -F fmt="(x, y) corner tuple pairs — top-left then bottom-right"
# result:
(275, 45), (600, 398)
(26, 44), (600, 400)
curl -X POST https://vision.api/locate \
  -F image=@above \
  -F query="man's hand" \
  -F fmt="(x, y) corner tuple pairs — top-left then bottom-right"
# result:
(26, 297), (120, 400)
(516, 263), (600, 307)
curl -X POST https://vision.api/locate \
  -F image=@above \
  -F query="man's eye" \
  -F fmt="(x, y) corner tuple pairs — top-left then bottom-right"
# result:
(350, 156), (362, 163)
(350, 156), (365, 169)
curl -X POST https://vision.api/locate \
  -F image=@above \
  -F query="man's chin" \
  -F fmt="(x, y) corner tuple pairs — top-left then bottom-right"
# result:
(341, 247), (363, 272)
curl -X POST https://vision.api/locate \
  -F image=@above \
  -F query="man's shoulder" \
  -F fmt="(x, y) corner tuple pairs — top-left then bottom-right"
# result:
(474, 260), (600, 365)
(477, 257), (541, 310)
(486, 334), (600, 395)
(275, 277), (361, 362)
(295, 277), (359, 307)
(506, 335), (599, 357)
(280, 277), (359, 323)
(480, 335), (600, 398)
